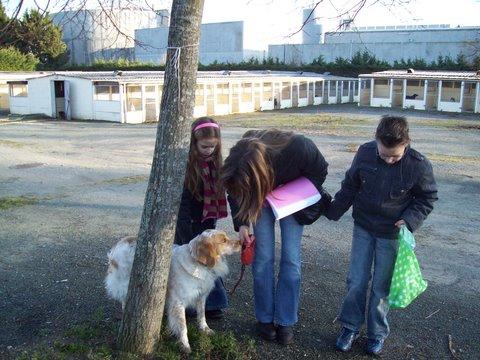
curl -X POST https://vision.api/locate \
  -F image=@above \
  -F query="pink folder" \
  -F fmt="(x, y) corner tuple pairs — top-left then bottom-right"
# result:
(265, 176), (321, 220)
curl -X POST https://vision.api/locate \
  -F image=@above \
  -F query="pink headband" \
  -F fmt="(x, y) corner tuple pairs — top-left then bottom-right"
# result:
(193, 122), (220, 132)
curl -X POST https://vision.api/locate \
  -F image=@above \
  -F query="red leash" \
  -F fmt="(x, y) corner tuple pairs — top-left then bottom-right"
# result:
(229, 234), (255, 295)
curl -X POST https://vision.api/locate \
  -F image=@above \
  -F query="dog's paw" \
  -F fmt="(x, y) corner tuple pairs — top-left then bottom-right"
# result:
(201, 326), (214, 335)
(180, 343), (191, 354)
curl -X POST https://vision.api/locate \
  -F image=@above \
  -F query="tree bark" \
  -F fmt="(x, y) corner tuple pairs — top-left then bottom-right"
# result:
(117, 0), (205, 356)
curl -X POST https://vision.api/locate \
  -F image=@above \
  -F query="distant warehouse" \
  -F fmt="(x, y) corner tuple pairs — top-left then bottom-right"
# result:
(358, 70), (480, 113)
(6, 71), (358, 123)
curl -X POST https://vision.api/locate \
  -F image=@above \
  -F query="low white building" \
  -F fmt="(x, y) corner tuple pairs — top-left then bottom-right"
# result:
(358, 70), (480, 113)
(1, 72), (52, 113)
(7, 71), (358, 123)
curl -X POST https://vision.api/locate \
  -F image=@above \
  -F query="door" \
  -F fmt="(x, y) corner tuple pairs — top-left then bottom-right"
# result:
(54, 81), (65, 119)
(145, 85), (157, 122)
(392, 80), (403, 107)
(64, 81), (71, 120)
(292, 83), (298, 107)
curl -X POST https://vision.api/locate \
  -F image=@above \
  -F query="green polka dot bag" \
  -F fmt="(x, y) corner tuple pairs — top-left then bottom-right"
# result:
(388, 226), (428, 309)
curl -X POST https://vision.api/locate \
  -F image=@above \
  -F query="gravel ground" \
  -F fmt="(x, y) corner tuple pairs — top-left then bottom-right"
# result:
(0, 104), (479, 359)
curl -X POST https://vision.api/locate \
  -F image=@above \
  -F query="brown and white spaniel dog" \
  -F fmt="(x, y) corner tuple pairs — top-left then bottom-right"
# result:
(105, 230), (241, 353)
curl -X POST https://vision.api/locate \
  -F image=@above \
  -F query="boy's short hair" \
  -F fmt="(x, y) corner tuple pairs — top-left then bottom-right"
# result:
(375, 115), (410, 147)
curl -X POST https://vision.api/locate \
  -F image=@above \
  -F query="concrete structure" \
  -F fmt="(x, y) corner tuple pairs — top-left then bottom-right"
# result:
(269, 9), (480, 65)
(51, 8), (169, 65)
(0, 72), (52, 113)
(358, 70), (480, 113)
(7, 71), (358, 123)
(135, 21), (264, 65)
(302, 9), (323, 45)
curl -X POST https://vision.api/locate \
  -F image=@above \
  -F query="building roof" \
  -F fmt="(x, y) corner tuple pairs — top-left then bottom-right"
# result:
(359, 70), (480, 81)
(0, 71), (53, 83)
(25, 70), (357, 83)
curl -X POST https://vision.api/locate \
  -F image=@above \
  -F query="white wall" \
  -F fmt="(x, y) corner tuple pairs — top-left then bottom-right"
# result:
(9, 96), (30, 115)
(29, 77), (54, 117)
(69, 78), (95, 120)
(269, 27), (480, 65)
(403, 99), (425, 110)
(93, 101), (121, 122)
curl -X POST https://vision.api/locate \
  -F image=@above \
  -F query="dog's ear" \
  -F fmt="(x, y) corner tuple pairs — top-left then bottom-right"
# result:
(212, 232), (229, 245)
(195, 236), (219, 268)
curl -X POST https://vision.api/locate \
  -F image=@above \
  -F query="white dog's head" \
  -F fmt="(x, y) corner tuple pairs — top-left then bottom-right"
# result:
(189, 230), (241, 268)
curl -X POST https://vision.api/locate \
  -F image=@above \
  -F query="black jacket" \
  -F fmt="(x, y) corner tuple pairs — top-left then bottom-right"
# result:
(174, 186), (215, 245)
(229, 134), (329, 229)
(326, 141), (438, 239)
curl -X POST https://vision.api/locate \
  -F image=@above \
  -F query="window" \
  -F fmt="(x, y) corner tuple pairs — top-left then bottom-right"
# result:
(126, 85), (142, 111)
(263, 82), (272, 101)
(314, 81), (323, 97)
(329, 81), (336, 94)
(10, 83), (28, 97)
(361, 80), (371, 89)
(94, 83), (119, 101)
(354, 82), (359, 96)
(405, 79), (425, 100)
(216, 83), (229, 105)
(195, 84), (204, 106)
(241, 83), (252, 102)
(299, 82), (307, 99)
(373, 79), (390, 99)
(281, 82), (291, 100)
(342, 82), (349, 97)
(441, 81), (461, 102)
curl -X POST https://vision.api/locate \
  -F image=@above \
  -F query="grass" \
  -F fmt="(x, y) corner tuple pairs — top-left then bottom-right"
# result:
(0, 139), (27, 148)
(427, 153), (480, 164)
(95, 175), (149, 186)
(218, 112), (374, 136)
(17, 307), (256, 360)
(413, 118), (480, 130)
(0, 195), (39, 210)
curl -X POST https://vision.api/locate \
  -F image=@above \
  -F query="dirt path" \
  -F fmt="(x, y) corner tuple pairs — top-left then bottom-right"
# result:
(1, 105), (479, 359)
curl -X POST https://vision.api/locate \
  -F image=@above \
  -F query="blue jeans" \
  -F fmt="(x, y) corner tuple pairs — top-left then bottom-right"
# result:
(252, 205), (304, 326)
(206, 278), (228, 311)
(339, 224), (399, 340)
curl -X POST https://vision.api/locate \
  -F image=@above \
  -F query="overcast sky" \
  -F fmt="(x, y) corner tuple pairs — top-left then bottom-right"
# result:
(7, 0), (480, 50)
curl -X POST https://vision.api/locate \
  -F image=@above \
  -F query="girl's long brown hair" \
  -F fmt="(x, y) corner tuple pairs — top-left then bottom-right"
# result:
(185, 117), (222, 200)
(220, 129), (294, 224)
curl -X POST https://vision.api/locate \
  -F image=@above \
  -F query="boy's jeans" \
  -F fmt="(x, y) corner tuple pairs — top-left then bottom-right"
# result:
(252, 206), (304, 326)
(339, 224), (399, 340)
(205, 278), (228, 311)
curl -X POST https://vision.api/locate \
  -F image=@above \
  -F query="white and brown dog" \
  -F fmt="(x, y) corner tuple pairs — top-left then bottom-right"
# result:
(105, 230), (241, 353)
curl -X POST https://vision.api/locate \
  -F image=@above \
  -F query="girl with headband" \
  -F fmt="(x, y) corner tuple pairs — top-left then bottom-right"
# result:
(174, 117), (229, 320)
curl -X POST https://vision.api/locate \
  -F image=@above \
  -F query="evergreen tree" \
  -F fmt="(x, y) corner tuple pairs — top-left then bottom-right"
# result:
(0, 46), (39, 71)
(16, 9), (67, 68)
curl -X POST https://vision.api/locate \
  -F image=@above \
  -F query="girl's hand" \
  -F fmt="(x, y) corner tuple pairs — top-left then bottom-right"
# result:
(239, 225), (251, 244)
(395, 219), (406, 228)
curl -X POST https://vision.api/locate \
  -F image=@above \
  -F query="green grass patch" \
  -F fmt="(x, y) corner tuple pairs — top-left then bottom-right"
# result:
(17, 307), (256, 360)
(427, 153), (480, 164)
(218, 112), (374, 136)
(0, 195), (39, 210)
(0, 139), (27, 148)
(413, 118), (480, 130)
(95, 175), (149, 186)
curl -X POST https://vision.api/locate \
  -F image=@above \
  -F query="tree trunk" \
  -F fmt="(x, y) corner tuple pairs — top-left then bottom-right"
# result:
(117, 0), (204, 356)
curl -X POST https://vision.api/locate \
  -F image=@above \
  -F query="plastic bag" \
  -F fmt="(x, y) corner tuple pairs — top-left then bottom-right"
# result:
(388, 226), (428, 309)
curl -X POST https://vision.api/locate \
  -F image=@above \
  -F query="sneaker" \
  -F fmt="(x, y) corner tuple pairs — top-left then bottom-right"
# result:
(335, 327), (359, 352)
(277, 325), (294, 345)
(205, 309), (224, 320)
(256, 322), (276, 341)
(366, 338), (385, 355)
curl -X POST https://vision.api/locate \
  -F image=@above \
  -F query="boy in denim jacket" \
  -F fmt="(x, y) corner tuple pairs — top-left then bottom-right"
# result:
(326, 116), (438, 355)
